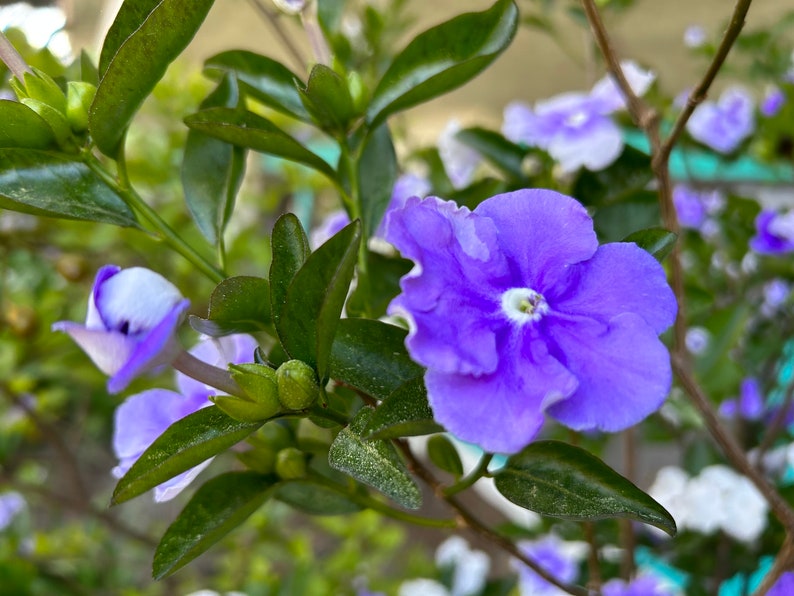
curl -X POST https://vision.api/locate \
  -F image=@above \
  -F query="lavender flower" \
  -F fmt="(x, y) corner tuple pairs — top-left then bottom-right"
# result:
(384, 190), (676, 453)
(672, 186), (707, 230)
(503, 61), (654, 173)
(512, 535), (582, 596)
(686, 86), (755, 153)
(53, 265), (190, 393)
(113, 335), (257, 502)
(683, 25), (707, 48)
(751, 209), (794, 255)
(761, 86), (785, 118)
(0, 491), (25, 530)
(719, 378), (765, 421)
(438, 120), (482, 189)
(603, 575), (677, 596)
(768, 572), (794, 596)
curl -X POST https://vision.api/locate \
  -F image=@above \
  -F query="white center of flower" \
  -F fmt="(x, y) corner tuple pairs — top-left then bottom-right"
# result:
(564, 109), (589, 128)
(501, 288), (549, 324)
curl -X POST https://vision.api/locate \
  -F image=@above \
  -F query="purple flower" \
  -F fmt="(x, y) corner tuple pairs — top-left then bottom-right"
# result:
(384, 190), (676, 453)
(113, 334), (257, 501)
(503, 62), (654, 174)
(672, 185), (708, 229)
(751, 209), (794, 255)
(53, 265), (190, 393)
(311, 210), (351, 249)
(683, 25), (707, 48)
(603, 575), (676, 596)
(719, 378), (765, 421)
(686, 86), (755, 153)
(0, 492), (25, 530)
(769, 572), (794, 596)
(438, 120), (482, 189)
(761, 86), (785, 118)
(512, 535), (581, 596)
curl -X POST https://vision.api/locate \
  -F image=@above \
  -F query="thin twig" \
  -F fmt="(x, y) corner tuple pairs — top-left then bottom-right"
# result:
(247, 0), (308, 73)
(0, 29), (32, 80)
(751, 535), (794, 596)
(584, 522), (602, 594)
(754, 381), (794, 464)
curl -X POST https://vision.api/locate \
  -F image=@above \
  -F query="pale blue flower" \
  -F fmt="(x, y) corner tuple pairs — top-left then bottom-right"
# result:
(686, 86), (755, 153)
(751, 209), (794, 255)
(512, 535), (581, 596)
(438, 120), (482, 189)
(683, 25), (706, 48)
(0, 491), (25, 530)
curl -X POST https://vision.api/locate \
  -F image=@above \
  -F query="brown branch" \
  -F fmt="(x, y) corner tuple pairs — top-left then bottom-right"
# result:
(395, 439), (589, 596)
(751, 535), (794, 596)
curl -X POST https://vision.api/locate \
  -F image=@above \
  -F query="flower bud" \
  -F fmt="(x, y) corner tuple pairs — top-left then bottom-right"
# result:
(20, 98), (74, 151)
(275, 447), (306, 479)
(230, 363), (281, 407)
(276, 360), (320, 410)
(211, 394), (279, 423)
(236, 447), (277, 475)
(12, 69), (67, 115)
(66, 81), (97, 133)
(347, 71), (367, 113)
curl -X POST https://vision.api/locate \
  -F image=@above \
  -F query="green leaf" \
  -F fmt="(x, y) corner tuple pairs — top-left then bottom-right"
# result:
(204, 50), (310, 122)
(189, 276), (271, 337)
(572, 145), (653, 206)
(358, 124), (397, 239)
(427, 435), (463, 476)
(182, 74), (246, 246)
(622, 228), (677, 262)
(298, 64), (358, 133)
(279, 220), (361, 380)
(455, 127), (527, 180)
(329, 318), (423, 400)
(366, 0), (518, 127)
(493, 441), (676, 535)
(592, 191), (660, 242)
(328, 406), (421, 509)
(112, 406), (263, 505)
(90, 0), (215, 157)
(270, 213), (311, 333)
(365, 378), (442, 440)
(0, 100), (56, 149)
(346, 251), (411, 318)
(275, 478), (364, 515)
(0, 149), (137, 226)
(184, 107), (337, 181)
(153, 472), (275, 579)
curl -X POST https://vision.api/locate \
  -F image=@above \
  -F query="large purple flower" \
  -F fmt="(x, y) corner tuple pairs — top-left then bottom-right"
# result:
(53, 265), (190, 393)
(385, 190), (676, 453)
(686, 86), (755, 154)
(751, 209), (794, 255)
(113, 334), (257, 501)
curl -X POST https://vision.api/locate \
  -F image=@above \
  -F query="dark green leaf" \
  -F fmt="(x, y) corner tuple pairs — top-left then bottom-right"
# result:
(0, 149), (137, 226)
(184, 108), (337, 180)
(153, 472), (275, 579)
(189, 276), (271, 337)
(572, 145), (652, 206)
(298, 64), (358, 133)
(366, 0), (518, 127)
(592, 191), (660, 242)
(329, 318), (422, 400)
(279, 220), (361, 380)
(494, 441), (676, 535)
(358, 124), (397, 239)
(455, 127), (526, 180)
(98, 0), (161, 76)
(112, 406), (263, 505)
(0, 100), (56, 149)
(328, 406), (421, 509)
(275, 478), (364, 515)
(346, 251), (412, 318)
(182, 74), (246, 245)
(90, 0), (215, 157)
(270, 213), (311, 332)
(450, 177), (508, 211)
(365, 378), (442, 440)
(427, 435), (463, 476)
(204, 50), (310, 122)
(622, 228), (677, 262)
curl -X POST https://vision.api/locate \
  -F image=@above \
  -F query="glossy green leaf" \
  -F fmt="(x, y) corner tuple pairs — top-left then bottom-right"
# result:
(366, 0), (518, 127)
(0, 149), (137, 226)
(184, 107), (337, 180)
(329, 406), (421, 509)
(90, 0), (215, 157)
(270, 213), (311, 332)
(182, 74), (246, 246)
(346, 251), (412, 318)
(593, 191), (660, 242)
(0, 100), (56, 149)
(455, 126), (526, 179)
(622, 228), (678, 262)
(298, 64), (358, 133)
(279, 220), (361, 380)
(329, 318), (422, 400)
(427, 435), (463, 476)
(572, 145), (653, 206)
(358, 124), (397, 239)
(153, 472), (275, 579)
(494, 441), (676, 535)
(204, 50), (310, 122)
(189, 276), (271, 337)
(275, 478), (364, 515)
(365, 378), (442, 440)
(112, 406), (263, 505)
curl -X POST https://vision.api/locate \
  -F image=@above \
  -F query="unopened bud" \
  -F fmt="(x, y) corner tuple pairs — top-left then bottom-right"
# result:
(20, 98), (75, 151)
(230, 363), (281, 408)
(13, 69), (67, 115)
(66, 81), (96, 133)
(347, 71), (367, 113)
(276, 360), (319, 410)
(211, 394), (280, 422)
(275, 447), (307, 479)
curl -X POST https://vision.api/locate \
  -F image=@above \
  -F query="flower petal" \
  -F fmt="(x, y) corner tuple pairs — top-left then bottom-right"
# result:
(176, 334), (258, 399)
(426, 328), (578, 454)
(545, 312), (672, 431)
(51, 322), (135, 376)
(87, 264), (121, 329)
(548, 116), (623, 173)
(474, 189), (598, 292)
(549, 243), (677, 334)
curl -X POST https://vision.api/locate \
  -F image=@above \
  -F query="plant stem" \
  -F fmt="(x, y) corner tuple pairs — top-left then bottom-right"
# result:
(584, 522), (602, 594)
(247, 0), (308, 73)
(443, 452), (493, 496)
(83, 153), (225, 283)
(0, 29), (32, 81)
(172, 350), (246, 398)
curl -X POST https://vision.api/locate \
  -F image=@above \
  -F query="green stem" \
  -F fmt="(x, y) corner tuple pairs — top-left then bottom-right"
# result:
(307, 472), (457, 529)
(308, 403), (349, 426)
(83, 152), (225, 283)
(443, 452), (493, 496)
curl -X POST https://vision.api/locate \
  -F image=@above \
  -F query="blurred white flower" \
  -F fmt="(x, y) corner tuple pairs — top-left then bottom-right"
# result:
(435, 536), (490, 596)
(685, 327), (710, 355)
(683, 25), (707, 48)
(438, 120), (482, 189)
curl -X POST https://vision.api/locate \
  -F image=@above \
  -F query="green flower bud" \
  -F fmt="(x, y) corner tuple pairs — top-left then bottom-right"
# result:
(276, 360), (320, 410)
(230, 363), (281, 409)
(210, 394), (280, 422)
(66, 81), (97, 133)
(236, 447), (277, 475)
(20, 98), (75, 152)
(14, 69), (67, 115)
(347, 71), (367, 113)
(275, 447), (307, 480)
